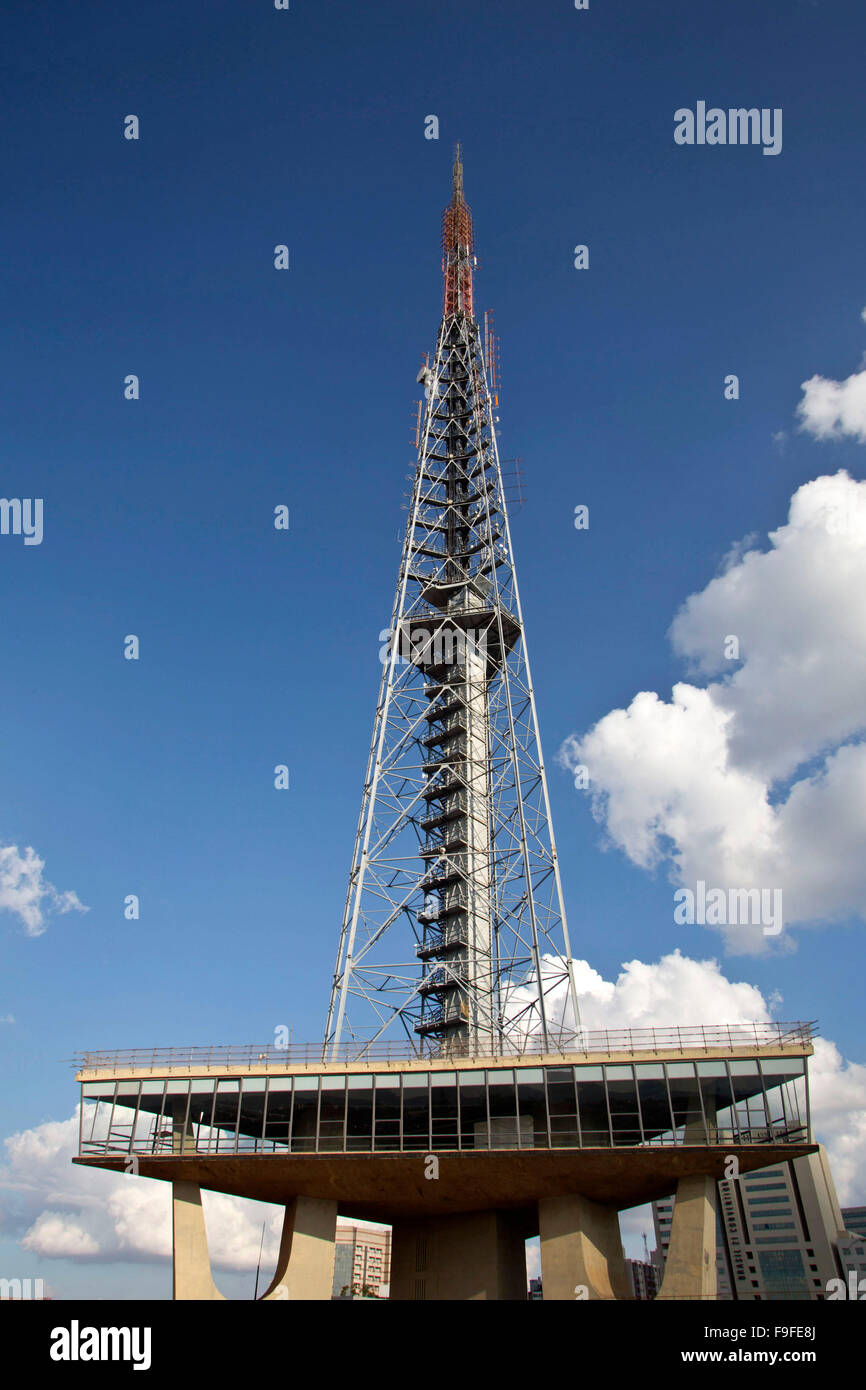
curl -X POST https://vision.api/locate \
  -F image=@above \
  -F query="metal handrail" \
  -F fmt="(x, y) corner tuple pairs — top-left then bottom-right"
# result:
(70, 1021), (817, 1073)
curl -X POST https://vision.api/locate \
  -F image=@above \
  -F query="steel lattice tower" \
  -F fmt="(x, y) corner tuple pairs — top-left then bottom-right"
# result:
(325, 149), (581, 1058)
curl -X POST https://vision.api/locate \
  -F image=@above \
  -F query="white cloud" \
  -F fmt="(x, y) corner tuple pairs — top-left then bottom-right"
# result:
(22, 1212), (100, 1258)
(560, 472), (866, 947)
(509, 948), (773, 1040)
(798, 349), (866, 440)
(0, 844), (88, 937)
(808, 1038), (866, 1205)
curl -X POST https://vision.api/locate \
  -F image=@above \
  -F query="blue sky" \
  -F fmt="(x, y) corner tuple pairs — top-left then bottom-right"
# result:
(2, 0), (866, 1298)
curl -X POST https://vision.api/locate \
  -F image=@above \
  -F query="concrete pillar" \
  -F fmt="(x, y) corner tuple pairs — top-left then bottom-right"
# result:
(172, 1181), (225, 1300)
(391, 1210), (531, 1300)
(538, 1194), (631, 1301)
(656, 1174), (717, 1301)
(259, 1196), (337, 1301)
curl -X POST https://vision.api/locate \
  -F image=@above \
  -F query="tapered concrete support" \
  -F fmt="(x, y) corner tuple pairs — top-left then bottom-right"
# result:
(539, 1194), (631, 1301)
(172, 1181), (225, 1300)
(391, 1209), (532, 1300)
(656, 1174), (717, 1301)
(259, 1197), (337, 1301)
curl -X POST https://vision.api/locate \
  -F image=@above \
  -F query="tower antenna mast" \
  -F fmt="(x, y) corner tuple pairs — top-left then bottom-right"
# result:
(325, 150), (581, 1057)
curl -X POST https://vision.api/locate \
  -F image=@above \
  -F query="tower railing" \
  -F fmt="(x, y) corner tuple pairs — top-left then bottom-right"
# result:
(71, 1021), (817, 1073)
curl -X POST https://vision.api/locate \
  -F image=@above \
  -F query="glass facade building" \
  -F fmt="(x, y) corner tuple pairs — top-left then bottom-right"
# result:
(79, 1054), (809, 1160)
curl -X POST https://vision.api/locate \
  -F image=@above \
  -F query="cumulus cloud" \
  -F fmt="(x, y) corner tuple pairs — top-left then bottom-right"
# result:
(22, 1212), (100, 1258)
(809, 1038), (866, 1203)
(560, 471), (866, 948)
(799, 345), (866, 440)
(0, 844), (88, 937)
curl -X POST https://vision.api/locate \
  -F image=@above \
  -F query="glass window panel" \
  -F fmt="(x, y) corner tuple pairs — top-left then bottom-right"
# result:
(699, 1070), (735, 1135)
(373, 1125), (400, 1152)
(759, 1058), (804, 1077)
(458, 1070), (485, 1085)
(346, 1081), (373, 1151)
(237, 1088), (266, 1151)
(430, 1081), (457, 1119)
(488, 1078), (516, 1118)
(135, 1079), (166, 1121)
(374, 1078), (401, 1123)
(515, 1068), (544, 1084)
(459, 1081), (487, 1149)
(164, 1086), (192, 1153)
(765, 1085), (787, 1128)
(291, 1089), (318, 1152)
(776, 1079), (803, 1134)
(488, 1070), (514, 1085)
(346, 1087), (373, 1126)
(666, 1063), (696, 1079)
(610, 1124), (642, 1147)
(431, 1076), (459, 1147)
(731, 1071), (765, 1105)
(132, 1100), (158, 1151)
(264, 1083), (292, 1151)
(576, 1078), (608, 1147)
(574, 1066), (603, 1082)
(606, 1072), (638, 1114)
(402, 1080), (429, 1151)
(81, 1097), (113, 1151)
(82, 1082), (116, 1099)
(293, 1075), (319, 1091)
(667, 1073), (702, 1112)
(546, 1068), (576, 1117)
(319, 1080), (346, 1151)
(487, 1115), (530, 1149)
(166, 1079), (190, 1095)
(696, 1061), (729, 1076)
(735, 1089), (770, 1138)
(549, 1115), (580, 1147)
(729, 1060), (759, 1076)
(212, 1082), (240, 1138)
(604, 1065), (634, 1080)
(635, 1064), (664, 1080)
(242, 1078), (267, 1093)
(516, 1076), (547, 1148)
(638, 1079), (673, 1139)
(114, 1082), (140, 1110)
(188, 1080), (216, 1134)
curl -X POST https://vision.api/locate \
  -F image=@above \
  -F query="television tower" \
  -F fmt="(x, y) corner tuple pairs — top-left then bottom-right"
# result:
(325, 148), (580, 1057)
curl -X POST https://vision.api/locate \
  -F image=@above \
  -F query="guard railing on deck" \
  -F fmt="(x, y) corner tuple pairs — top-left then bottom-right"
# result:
(71, 1021), (817, 1073)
